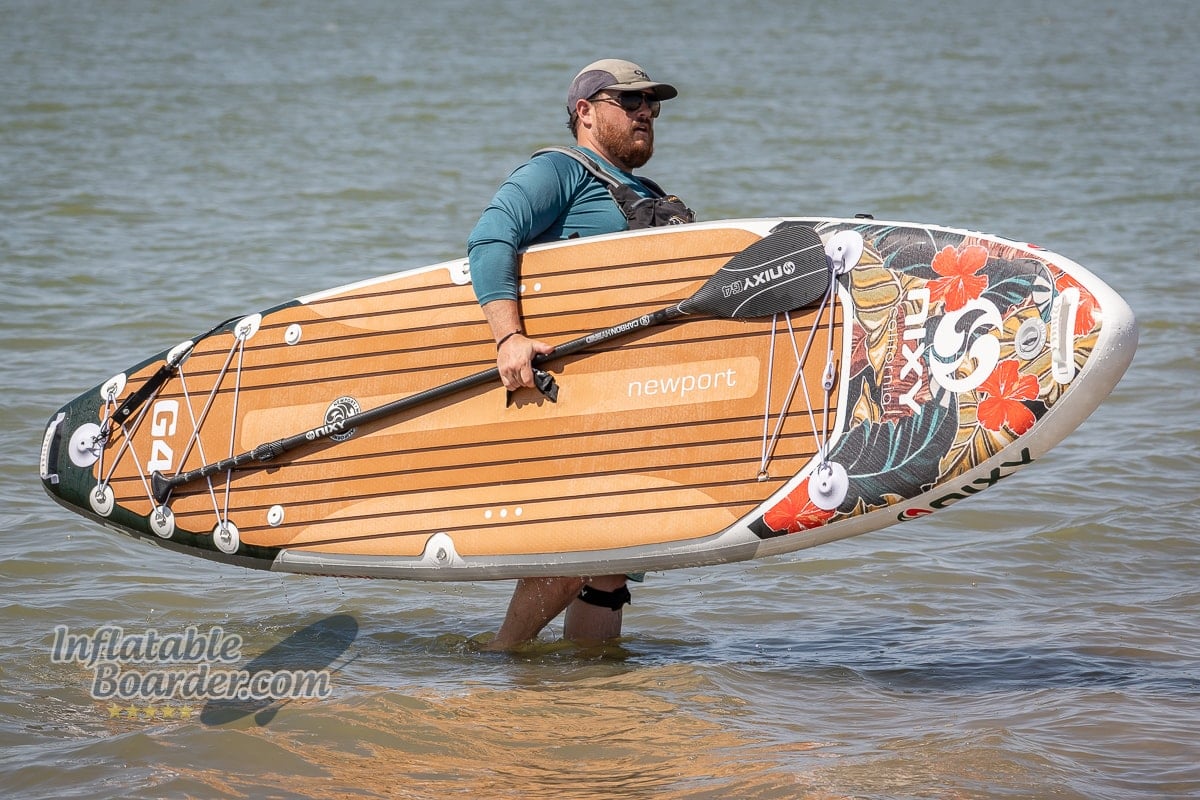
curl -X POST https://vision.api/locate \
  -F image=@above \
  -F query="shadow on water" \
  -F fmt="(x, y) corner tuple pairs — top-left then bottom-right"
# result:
(200, 613), (359, 727)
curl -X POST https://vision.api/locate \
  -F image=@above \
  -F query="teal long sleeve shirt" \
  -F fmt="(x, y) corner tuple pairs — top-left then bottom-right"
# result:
(466, 147), (659, 306)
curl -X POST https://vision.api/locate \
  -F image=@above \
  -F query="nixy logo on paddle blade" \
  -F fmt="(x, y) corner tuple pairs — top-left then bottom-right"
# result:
(720, 259), (798, 298)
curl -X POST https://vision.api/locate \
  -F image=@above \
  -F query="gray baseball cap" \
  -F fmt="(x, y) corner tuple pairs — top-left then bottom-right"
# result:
(566, 59), (678, 111)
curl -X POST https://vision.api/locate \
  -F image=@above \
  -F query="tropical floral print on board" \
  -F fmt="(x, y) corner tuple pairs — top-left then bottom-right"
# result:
(751, 225), (1100, 539)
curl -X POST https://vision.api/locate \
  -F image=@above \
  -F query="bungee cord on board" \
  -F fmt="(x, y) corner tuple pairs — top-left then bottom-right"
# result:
(757, 269), (841, 481)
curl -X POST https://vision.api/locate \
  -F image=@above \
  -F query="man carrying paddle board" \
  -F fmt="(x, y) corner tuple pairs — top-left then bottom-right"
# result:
(467, 59), (692, 650)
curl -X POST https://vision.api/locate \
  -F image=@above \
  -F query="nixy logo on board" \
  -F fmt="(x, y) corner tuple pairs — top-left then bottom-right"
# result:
(897, 448), (1036, 520)
(312, 396), (360, 443)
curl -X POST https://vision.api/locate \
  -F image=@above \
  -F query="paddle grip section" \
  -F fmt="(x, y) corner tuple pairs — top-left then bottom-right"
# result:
(253, 440), (288, 461)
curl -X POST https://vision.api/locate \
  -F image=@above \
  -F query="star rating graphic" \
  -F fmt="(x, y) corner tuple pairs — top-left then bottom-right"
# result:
(105, 703), (196, 721)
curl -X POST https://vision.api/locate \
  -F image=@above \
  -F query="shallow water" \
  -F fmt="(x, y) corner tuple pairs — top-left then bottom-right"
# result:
(2, 1), (1198, 798)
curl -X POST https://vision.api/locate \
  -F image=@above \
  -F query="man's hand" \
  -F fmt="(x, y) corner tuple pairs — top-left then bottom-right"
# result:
(497, 333), (555, 391)
(483, 299), (556, 391)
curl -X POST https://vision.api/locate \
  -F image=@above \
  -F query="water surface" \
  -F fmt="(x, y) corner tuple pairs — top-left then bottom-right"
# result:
(2, 2), (1197, 798)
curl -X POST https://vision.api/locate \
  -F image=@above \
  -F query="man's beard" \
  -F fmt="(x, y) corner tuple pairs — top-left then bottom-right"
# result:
(595, 115), (654, 169)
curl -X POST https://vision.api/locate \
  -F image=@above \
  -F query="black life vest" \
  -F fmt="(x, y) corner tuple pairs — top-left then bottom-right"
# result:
(533, 146), (696, 229)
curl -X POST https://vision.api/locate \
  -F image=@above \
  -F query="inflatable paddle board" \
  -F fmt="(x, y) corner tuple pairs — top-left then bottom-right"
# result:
(40, 218), (1136, 580)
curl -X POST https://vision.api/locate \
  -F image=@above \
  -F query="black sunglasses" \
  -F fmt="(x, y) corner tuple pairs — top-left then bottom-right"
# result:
(591, 90), (661, 118)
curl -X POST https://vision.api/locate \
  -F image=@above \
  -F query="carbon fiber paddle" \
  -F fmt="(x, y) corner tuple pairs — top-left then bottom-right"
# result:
(151, 224), (830, 502)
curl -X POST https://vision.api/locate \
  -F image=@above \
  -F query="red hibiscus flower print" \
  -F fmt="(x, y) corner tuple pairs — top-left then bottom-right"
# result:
(928, 244), (990, 312)
(1055, 273), (1099, 336)
(762, 480), (837, 534)
(977, 359), (1040, 434)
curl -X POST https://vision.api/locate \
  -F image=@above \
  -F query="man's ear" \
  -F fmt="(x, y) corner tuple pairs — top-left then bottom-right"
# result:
(575, 97), (595, 128)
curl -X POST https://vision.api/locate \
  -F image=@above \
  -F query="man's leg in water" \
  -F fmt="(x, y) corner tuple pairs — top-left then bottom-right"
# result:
(487, 576), (583, 651)
(487, 574), (628, 649)
(564, 574), (628, 643)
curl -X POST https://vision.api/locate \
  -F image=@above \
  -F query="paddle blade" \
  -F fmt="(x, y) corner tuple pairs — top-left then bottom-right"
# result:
(679, 224), (830, 319)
